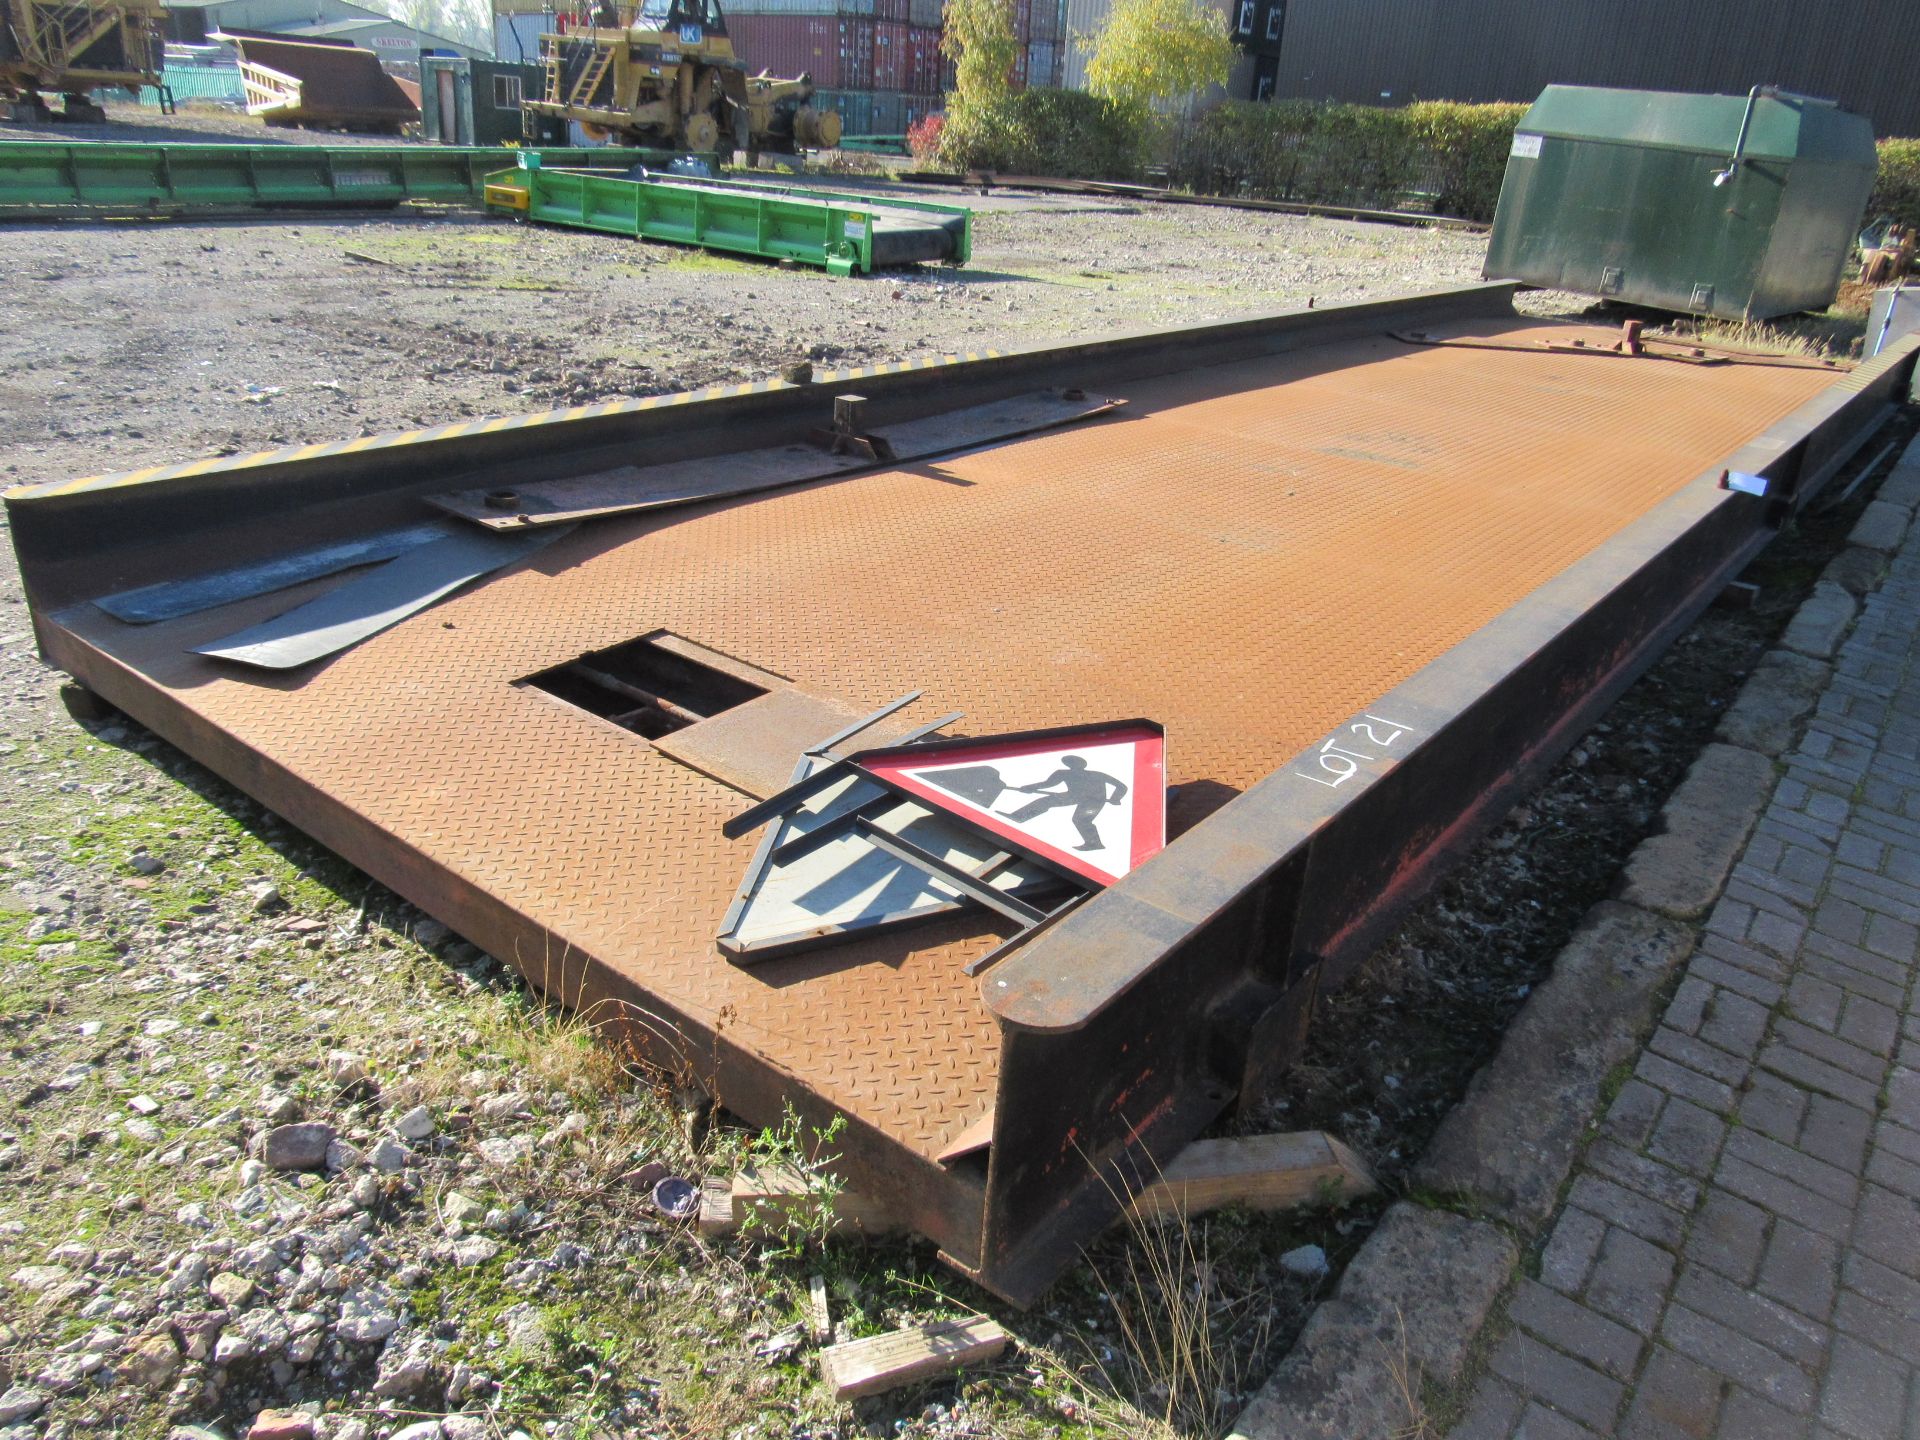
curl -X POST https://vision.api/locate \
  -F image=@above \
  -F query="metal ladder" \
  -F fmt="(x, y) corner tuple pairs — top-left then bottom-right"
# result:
(568, 43), (614, 106)
(21, 0), (124, 69)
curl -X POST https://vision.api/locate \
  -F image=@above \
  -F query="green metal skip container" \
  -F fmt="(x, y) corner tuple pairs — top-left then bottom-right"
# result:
(1484, 85), (1879, 321)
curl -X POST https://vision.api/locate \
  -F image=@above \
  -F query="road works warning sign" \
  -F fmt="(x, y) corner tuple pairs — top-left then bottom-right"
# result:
(855, 720), (1166, 887)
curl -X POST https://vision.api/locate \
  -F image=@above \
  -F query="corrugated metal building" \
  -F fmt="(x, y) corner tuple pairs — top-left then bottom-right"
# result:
(174, 0), (485, 59)
(1272, 0), (1920, 136)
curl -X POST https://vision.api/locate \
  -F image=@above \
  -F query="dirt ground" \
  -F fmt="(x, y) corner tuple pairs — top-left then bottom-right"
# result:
(1, 105), (1492, 492)
(0, 106), (1890, 1440)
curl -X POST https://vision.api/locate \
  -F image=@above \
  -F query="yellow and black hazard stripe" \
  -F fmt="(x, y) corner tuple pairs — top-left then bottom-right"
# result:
(5, 351), (1009, 503)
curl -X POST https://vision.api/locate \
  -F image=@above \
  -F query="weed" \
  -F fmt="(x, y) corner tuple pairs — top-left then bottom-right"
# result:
(1659, 313), (1866, 359)
(715, 1103), (849, 1257)
(1381, 1306), (1435, 1440)
(659, 249), (760, 275)
(1596, 1056), (1636, 1112)
(1063, 1152), (1275, 1437)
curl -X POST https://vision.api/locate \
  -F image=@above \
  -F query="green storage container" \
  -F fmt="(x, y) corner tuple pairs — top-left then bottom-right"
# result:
(1484, 85), (1878, 321)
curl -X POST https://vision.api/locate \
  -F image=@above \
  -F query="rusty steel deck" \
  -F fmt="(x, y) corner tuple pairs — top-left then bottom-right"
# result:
(11, 285), (1915, 1301)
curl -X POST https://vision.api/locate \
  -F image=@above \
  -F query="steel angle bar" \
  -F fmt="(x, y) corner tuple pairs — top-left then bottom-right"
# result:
(717, 759), (1060, 961)
(196, 525), (572, 670)
(805, 689), (923, 755)
(854, 822), (1052, 927)
(769, 796), (898, 867)
(837, 763), (1112, 894)
(722, 710), (963, 839)
(961, 893), (1084, 977)
(722, 757), (861, 839)
(716, 754), (813, 944)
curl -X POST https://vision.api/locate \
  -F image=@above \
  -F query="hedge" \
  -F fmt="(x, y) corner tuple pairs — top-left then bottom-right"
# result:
(937, 95), (1920, 231)
(937, 89), (1145, 179)
(1404, 101), (1531, 222)
(1164, 98), (1525, 221)
(1872, 138), (1920, 233)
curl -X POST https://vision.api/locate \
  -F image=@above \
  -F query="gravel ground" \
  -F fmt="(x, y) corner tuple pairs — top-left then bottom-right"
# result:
(0, 106), (1492, 491)
(0, 108), (1876, 1440)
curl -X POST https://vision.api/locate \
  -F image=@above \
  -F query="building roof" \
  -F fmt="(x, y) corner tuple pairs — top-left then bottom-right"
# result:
(197, 0), (483, 55)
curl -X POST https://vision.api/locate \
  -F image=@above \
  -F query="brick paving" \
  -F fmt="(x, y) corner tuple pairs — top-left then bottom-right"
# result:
(1450, 527), (1920, 1438)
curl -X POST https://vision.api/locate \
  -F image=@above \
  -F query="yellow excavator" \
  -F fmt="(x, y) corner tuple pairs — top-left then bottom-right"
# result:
(0, 0), (166, 120)
(524, 0), (841, 159)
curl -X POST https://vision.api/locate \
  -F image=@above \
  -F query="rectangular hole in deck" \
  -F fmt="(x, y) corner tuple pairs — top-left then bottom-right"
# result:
(522, 634), (768, 738)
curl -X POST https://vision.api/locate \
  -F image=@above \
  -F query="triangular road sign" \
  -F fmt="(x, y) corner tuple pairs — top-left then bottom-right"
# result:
(717, 757), (1062, 961)
(854, 720), (1166, 887)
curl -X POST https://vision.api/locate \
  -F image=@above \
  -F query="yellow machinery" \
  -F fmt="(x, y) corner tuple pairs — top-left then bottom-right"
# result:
(0, 0), (166, 119)
(522, 0), (840, 159)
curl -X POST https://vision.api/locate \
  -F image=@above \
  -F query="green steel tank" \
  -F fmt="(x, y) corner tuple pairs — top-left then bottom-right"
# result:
(1484, 85), (1878, 321)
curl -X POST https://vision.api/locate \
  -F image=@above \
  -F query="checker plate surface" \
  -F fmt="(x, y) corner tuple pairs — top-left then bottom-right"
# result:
(51, 320), (1832, 1162)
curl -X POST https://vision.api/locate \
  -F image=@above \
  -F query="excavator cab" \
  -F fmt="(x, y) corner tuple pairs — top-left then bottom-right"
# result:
(525, 0), (837, 157)
(629, 0), (727, 40)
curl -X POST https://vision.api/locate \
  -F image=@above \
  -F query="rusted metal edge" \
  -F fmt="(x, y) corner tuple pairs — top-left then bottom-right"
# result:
(961, 328), (1920, 1304)
(3, 283), (1520, 644)
(3, 281), (1518, 507)
(983, 330), (1920, 1034)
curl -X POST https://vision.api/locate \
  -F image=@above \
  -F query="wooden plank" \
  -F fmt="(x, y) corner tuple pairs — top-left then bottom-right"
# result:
(805, 1275), (832, 1343)
(697, 1175), (737, 1237)
(731, 1162), (899, 1235)
(1128, 1131), (1376, 1220)
(426, 392), (1124, 531)
(818, 1318), (1008, 1400)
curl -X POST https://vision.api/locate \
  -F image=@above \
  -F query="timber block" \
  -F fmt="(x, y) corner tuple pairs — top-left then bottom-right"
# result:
(1130, 1130), (1376, 1220)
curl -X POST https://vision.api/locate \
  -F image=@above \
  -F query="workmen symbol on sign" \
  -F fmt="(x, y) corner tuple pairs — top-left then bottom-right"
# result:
(996, 754), (1128, 851)
(857, 721), (1166, 888)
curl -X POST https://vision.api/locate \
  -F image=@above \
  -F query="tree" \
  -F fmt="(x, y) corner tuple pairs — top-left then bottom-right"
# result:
(1082, 0), (1235, 115)
(370, 0), (493, 53)
(940, 0), (1018, 113)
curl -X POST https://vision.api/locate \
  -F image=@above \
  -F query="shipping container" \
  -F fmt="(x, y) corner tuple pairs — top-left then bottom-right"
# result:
(492, 11), (546, 65)
(908, 0), (941, 26)
(1025, 38), (1056, 86)
(725, 0), (874, 13)
(836, 15), (874, 86)
(872, 19), (909, 89)
(857, 89), (885, 132)
(1027, 0), (1061, 41)
(1270, 0), (1920, 136)
(905, 23), (942, 94)
(728, 13), (844, 83)
(814, 87), (871, 132)
(874, 0), (909, 19)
